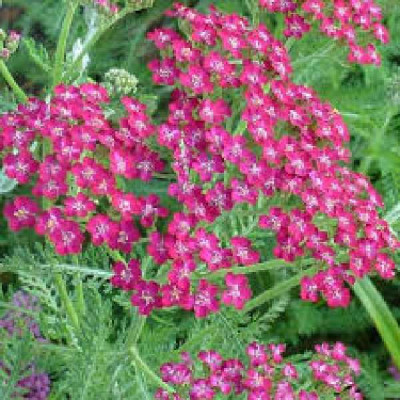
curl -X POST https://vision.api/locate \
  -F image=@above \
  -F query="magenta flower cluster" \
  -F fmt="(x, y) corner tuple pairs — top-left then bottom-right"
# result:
(145, 3), (396, 310)
(155, 341), (363, 400)
(258, 0), (389, 65)
(0, 3), (395, 317)
(2, 84), (165, 256)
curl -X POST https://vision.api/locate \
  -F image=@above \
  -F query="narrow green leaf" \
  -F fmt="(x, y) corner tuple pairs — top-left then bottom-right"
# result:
(354, 277), (400, 370)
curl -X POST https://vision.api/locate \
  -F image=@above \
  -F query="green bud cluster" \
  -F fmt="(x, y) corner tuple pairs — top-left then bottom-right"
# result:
(103, 68), (139, 96)
(0, 30), (21, 61)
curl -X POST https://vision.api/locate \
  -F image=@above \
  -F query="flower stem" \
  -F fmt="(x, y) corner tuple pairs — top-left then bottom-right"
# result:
(43, 263), (113, 278)
(197, 258), (314, 281)
(130, 345), (175, 394)
(0, 60), (28, 103)
(242, 265), (317, 313)
(126, 314), (147, 348)
(52, 1), (78, 88)
(53, 272), (81, 332)
(73, 255), (86, 316)
(129, 315), (174, 393)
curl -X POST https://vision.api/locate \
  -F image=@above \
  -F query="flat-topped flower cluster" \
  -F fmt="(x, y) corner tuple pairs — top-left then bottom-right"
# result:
(258, 0), (389, 65)
(1, 3), (396, 317)
(155, 341), (363, 400)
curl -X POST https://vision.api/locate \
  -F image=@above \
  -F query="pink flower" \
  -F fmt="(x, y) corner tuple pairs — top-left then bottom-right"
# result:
(180, 65), (213, 95)
(219, 30), (247, 57)
(49, 220), (84, 255)
(222, 273), (252, 310)
(147, 28), (180, 50)
(193, 279), (219, 318)
(268, 343), (286, 364)
(284, 15), (310, 38)
(172, 39), (201, 62)
(200, 246), (232, 271)
(64, 193), (96, 218)
(148, 58), (179, 85)
(87, 215), (118, 246)
(111, 192), (138, 220)
(168, 259), (196, 284)
(167, 212), (196, 238)
(147, 232), (170, 265)
(160, 362), (192, 385)
(4, 196), (39, 231)
(198, 350), (223, 372)
(300, 276), (320, 303)
(35, 207), (63, 236)
(131, 280), (162, 315)
(374, 253), (395, 279)
(192, 153), (224, 182)
(110, 259), (141, 291)
(109, 220), (140, 254)
(3, 152), (38, 184)
(198, 99), (231, 124)
(161, 279), (193, 309)
(231, 179), (258, 205)
(231, 237), (260, 266)
(244, 369), (271, 391)
(190, 379), (215, 400)
(246, 342), (268, 367)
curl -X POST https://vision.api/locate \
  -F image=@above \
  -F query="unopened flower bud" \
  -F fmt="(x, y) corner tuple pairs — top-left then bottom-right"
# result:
(8, 30), (21, 43)
(104, 68), (139, 96)
(0, 48), (10, 60)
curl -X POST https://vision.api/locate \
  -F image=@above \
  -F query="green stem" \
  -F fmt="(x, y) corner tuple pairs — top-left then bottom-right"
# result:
(129, 315), (174, 393)
(106, 246), (126, 263)
(73, 255), (85, 316)
(242, 266), (317, 313)
(53, 272), (81, 332)
(130, 346), (175, 394)
(354, 277), (400, 370)
(198, 259), (307, 282)
(43, 263), (112, 278)
(52, 1), (78, 88)
(126, 314), (147, 348)
(0, 60), (28, 103)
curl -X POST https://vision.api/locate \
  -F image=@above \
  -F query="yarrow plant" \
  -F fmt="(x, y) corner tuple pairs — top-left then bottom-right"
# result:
(0, 3), (397, 322)
(0, 0), (399, 397)
(155, 341), (363, 399)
